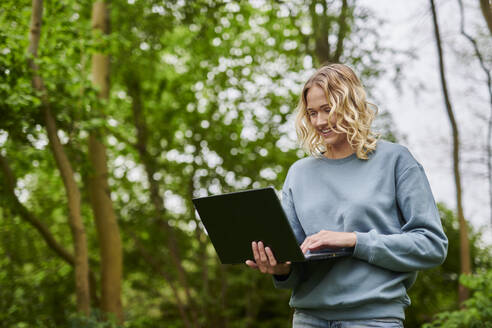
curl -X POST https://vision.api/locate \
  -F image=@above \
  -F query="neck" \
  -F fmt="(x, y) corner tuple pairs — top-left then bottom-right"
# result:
(324, 142), (354, 159)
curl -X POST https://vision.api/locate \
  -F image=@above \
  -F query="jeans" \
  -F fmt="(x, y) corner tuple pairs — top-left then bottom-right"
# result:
(293, 311), (404, 328)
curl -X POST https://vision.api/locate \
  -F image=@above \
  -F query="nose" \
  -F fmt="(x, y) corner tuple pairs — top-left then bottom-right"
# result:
(315, 112), (329, 127)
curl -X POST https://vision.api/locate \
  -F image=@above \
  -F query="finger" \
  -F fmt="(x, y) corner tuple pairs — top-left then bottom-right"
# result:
(265, 247), (277, 266)
(300, 237), (309, 250)
(301, 238), (313, 254)
(245, 260), (258, 269)
(280, 261), (292, 271)
(302, 240), (311, 253)
(308, 240), (324, 250)
(252, 241), (261, 263)
(301, 236), (314, 253)
(255, 241), (269, 273)
(258, 241), (268, 264)
(300, 241), (307, 253)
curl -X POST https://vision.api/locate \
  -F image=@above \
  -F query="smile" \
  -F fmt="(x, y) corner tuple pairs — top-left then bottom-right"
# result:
(318, 128), (335, 137)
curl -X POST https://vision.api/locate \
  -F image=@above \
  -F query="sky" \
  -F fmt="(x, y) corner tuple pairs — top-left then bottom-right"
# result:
(360, 0), (492, 244)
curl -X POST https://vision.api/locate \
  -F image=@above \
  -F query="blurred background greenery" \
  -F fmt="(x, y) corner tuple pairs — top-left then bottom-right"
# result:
(1, 0), (491, 327)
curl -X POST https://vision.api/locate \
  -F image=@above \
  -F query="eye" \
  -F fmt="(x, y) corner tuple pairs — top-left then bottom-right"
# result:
(322, 106), (331, 113)
(307, 111), (317, 117)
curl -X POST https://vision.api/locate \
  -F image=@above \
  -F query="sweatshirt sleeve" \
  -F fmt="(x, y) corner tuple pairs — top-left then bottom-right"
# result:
(352, 164), (448, 272)
(272, 187), (306, 289)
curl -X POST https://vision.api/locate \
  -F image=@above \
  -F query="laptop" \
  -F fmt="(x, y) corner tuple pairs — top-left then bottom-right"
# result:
(192, 187), (354, 264)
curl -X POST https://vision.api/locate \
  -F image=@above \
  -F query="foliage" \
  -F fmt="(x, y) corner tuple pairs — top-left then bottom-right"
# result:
(68, 311), (122, 328)
(405, 203), (492, 327)
(423, 270), (492, 328)
(1, 0), (488, 327)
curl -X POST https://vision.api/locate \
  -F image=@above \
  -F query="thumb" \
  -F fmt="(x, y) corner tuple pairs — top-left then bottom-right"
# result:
(245, 260), (258, 268)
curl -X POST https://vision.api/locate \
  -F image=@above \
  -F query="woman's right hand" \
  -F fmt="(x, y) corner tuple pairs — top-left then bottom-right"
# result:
(245, 241), (291, 276)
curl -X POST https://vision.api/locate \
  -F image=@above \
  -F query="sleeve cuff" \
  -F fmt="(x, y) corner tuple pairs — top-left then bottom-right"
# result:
(353, 231), (375, 263)
(272, 263), (303, 289)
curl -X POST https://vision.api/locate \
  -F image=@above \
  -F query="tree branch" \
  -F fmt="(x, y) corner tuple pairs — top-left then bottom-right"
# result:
(0, 153), (99, 306)
(457, 0), (492, 227)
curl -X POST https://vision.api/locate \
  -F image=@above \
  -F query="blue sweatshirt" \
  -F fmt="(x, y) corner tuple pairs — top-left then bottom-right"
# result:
(273, 140), (448, 321)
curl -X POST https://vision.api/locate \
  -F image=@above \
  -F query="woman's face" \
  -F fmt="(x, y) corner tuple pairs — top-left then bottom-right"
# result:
(306, 86), (349, 150)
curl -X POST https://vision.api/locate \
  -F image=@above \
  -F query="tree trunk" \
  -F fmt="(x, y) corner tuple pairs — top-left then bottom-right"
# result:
(333, 0), (350, 63)
(219, 262), (228, 328)
(479, 0), (492, 36)
(27, 0), (90, 315)
(310, 0), (351, 65)
(125, 74), (200, 327)
(310, 0), (331, 64)
(430, 0), (471, 305)
(89, 0), (123, 322)
(187, 174), (210, 324)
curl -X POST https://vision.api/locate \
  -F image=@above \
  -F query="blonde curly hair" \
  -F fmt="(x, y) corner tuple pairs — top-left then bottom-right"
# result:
(295, 63), (379, 160)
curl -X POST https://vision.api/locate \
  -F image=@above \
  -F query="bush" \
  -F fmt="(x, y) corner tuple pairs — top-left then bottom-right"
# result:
(423, 269), (492, 328)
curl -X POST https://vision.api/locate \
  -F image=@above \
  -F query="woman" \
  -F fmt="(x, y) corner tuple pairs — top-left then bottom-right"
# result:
(245, 63), (448, 327)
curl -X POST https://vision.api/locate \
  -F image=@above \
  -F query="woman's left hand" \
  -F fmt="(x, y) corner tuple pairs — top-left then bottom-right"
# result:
(300, 230), (357, 254)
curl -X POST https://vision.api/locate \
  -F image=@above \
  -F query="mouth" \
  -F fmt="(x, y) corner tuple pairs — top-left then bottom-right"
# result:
(318, 127), (336, 137)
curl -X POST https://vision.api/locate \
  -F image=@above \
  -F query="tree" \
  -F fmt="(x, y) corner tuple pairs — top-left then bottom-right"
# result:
(456, 0), (492, 227)
(27, 0), (90, 315)
(423, 270), (492, 327)
(429, 0), (472, 304)
(88, 0), (123, 322)
(0, 0), (409, 326)
(406, 203), (492, 327)
(106, 0), (393, 325)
